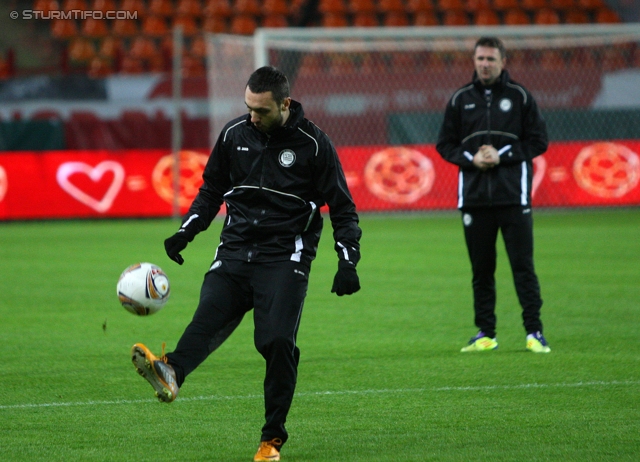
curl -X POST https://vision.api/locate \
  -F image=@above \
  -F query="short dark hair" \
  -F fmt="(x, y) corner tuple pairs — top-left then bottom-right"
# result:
(474, 36), (506, 60)
(246, 66), (290, 105)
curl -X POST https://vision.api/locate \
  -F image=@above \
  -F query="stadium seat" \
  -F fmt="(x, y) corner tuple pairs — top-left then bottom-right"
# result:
(33, 0), (60, 15)
(298, 54), (325, 76)
(98, 36), (123, 59)
(204, 0), (232, 17)
(141, 15), (169, 37)
(595, 8), (621, 23)
(564, 9), (589, 24)
(533, 8), (560, 24)
(348, 0), (377, 14)
(566, 49), (596, 69)
(172, 14), (200, 36)
(128, 35), (160, 61)
(519, 0), (547, 12)
(119, 0), (147, 17)
(576, 0), (605, 10)
(51, 19), (78, 40)
(413, 10), (439, 25)
(321, 12), (349, 27)
(81, 18), (110, 38)
(442, 10), (469, 25)
(202, 16), (229, 32)
(352, 12), (379, 26)
(463, 0), (491, 13)
(328, 54), (357, 75)
(230, 14), (258, 34)
(383, 11), (410, 26)
(112, 18), (139, 37)
(148, 0), (175, 17)
(319, 0), (348, 14)
(182, 55), (206, 77)
(262, 0), (289, 15)
(234, 0), (262, 16)
(437, 0), (465, 12)
(473, 9), (500, 25)
(147, 54), (167, 72)
(552, 0), (574, 11)
(492, 0), (519, 11)
(62, 0), (87, 11)
(602, 48), (627, 71)
(88, 56), (114, 77)
(68, 37), (96, 63)
(189, 35), (207, 58)
(378, 0), (406, 13)
(406, 0), (435, 13)
(176, 0), (203, 17)
(539, 50), (565, 71)
(90, 0), (117, 13)
(262, 14), (289, 27)
(503, 8), (530, 25)
(120, 56), (145, 73)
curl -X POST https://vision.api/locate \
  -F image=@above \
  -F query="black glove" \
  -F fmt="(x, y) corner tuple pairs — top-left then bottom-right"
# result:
(164, 230), (194, 265)
(331, 260), (360, 296)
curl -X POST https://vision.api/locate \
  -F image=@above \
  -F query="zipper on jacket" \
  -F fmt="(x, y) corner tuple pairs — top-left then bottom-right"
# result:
(485, 89), (493, 205)
(260, 136), (269, 189)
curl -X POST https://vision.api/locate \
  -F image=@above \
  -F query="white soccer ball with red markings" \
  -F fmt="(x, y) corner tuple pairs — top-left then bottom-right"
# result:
(117, 263), (170, 316)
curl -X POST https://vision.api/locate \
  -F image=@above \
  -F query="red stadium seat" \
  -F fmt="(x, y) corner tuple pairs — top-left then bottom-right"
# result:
(473, 9), (500, 25)
(503, 8), (530, 25)
(533, 8), (560, 24)
(406, 0), (435, 13)
(321, 12), (349, 27)
(442, 10), (469, 25)
(204, 0), (233, 17)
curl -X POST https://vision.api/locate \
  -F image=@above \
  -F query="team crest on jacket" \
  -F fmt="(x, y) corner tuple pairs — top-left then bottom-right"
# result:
(499, 98), (512, 112)
(279, 149), (296, 167)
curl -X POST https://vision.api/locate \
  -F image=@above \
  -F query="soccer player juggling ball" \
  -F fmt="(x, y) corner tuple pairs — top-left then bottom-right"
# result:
(131, 66), (362, 461)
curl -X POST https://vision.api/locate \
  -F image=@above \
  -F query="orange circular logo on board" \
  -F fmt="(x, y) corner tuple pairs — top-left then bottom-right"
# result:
(152, 151), (208, 207)
(364, 147), (435, 204)
(573, 142), (639, 198)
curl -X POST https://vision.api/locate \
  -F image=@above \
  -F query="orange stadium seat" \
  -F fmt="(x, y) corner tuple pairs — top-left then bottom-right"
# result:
(442, 10), (469, 25)
(51, 18), (78, 39)
(321, 12), (349, 26)
(319, 0), (348, 14)
(204, 0), (232, 17)
(141, 15), (169, 36)
(182, 55), (206, 77)
(172, 14), (200, 36)
(437, 0), (465, 12)
(492, 0), (519, 11)
(90, 0), (117, 13)
(234, 0), (262, 16)
(298, 54), (325, 76)
(176, 0), (204, 17)
(128, 35), (160, 61)
(577, 0), (605, 10)
(533, 7), (560, 24)
(464, 0), (491, 13)
(189, 35), (207, 58)
(473, 9), (500, 25)
(503, 8), (530, 25)
(384, 11), (410, 26)
(202, 15), (228, 32)
(62, 0), (87, 11)
(120, 56), (145, 73)
(262, 0), (289, 15)
(519, 0), (547, 12)
(262, 14), (289, 27)
(349, 0), (377, 14)
(406, 0), (435, 13)
(328, 54), (357, 75)
(119, 0), (147, 17)
(378, 0), (406, 13)
(552, 0), (574, 11)
(148, 0), (175, 17)
(352, 12), (379, 26)
(413, 10), (439, 25)
(595, 8), (621, 23)
(68, 37), (96, 63)
(98, 36), (123, 59)
(539, 50), (565, 71)
(564, 9), (589, 24)
(230, 14), (258, 34)
(82, 17), (109, 37)
(88, 56), (114, 77)
(112, 18), (139, 37)
(33, 0), (60, 15)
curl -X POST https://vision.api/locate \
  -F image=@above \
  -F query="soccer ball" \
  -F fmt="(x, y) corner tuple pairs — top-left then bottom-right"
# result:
(117, 262), (170, 316)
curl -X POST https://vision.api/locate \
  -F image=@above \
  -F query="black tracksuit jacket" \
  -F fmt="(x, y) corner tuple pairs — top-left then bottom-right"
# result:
(178, 100), (361, 268)
(436, 70), (548, 209)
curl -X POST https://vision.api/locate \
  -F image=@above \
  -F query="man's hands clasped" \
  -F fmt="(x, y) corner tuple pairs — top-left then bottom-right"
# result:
(331, 260), (360, 296)
(473, 144), (500, 171)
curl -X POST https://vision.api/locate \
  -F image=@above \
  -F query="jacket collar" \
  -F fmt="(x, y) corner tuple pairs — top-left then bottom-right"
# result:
(472, 70), (510, 92)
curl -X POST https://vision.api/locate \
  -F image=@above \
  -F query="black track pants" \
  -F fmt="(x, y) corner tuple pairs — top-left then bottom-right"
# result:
(165, 259), (309, 445)
(461, 206), (543, 337)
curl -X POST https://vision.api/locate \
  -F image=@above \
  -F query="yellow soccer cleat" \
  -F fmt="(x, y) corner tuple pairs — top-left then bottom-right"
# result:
(131, 343), (179, 402)
(254, 438), (283, 461)
(460, 331), (498, 352)
(526, 332), (551, 353)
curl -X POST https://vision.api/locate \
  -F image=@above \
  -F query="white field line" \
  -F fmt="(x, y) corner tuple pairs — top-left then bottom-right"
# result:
(1, 380), (638, 411)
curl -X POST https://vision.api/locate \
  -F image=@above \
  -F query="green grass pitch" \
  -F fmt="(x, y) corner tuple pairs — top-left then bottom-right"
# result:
(1, 209), (639, 461)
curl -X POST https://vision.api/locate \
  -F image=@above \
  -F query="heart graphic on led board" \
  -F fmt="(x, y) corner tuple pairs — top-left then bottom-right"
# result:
(56, 161), (125, 213)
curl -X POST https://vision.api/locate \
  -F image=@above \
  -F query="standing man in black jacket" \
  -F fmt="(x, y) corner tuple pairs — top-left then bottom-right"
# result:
(436, 37), (551, 354)
(131, 66), (362, 461)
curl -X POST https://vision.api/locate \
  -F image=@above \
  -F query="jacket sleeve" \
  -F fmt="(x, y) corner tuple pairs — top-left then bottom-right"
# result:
(176, 131), (231, 239)
(436, 96), (476, 171)
(313, 131), (362, 266)
(499, 91), (549, 166)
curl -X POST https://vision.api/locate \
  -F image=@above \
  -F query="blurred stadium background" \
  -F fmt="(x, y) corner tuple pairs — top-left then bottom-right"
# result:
(0, 0), (639, 219)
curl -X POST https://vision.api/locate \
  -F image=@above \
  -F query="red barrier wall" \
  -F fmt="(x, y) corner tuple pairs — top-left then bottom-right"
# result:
(1, 141), (638, 220)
